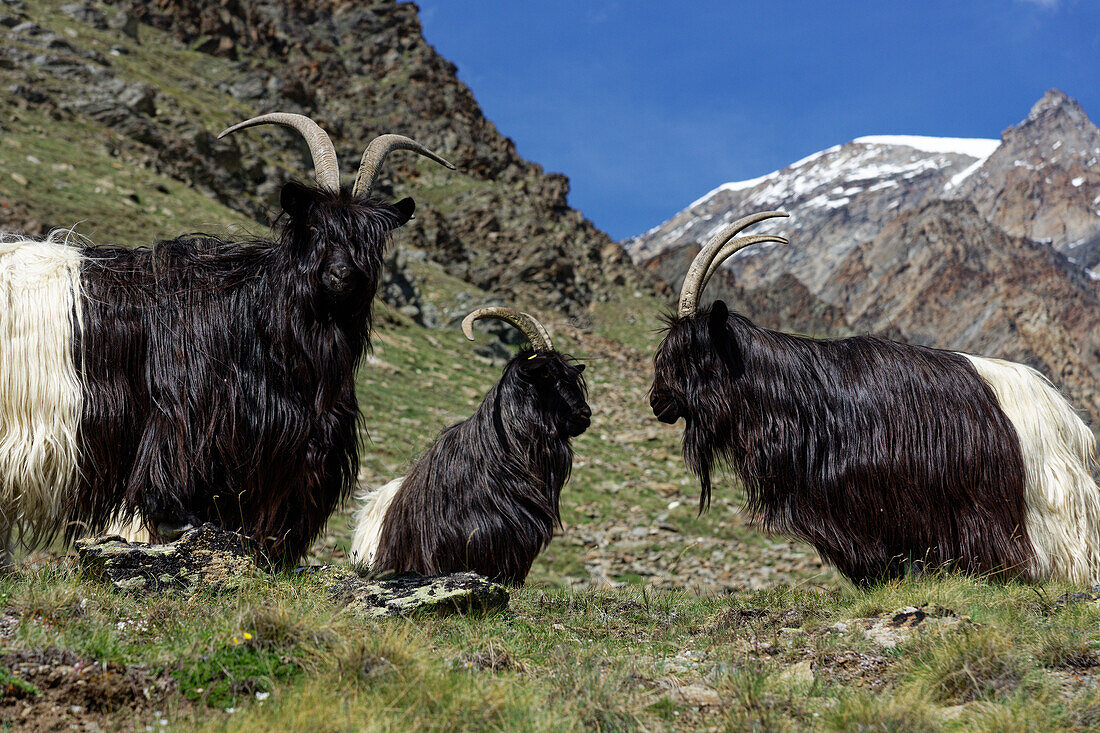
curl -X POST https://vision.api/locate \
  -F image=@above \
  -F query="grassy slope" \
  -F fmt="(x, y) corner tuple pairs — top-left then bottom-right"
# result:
(1, 5), (1099, 731)
(4, 566), (1100, 731)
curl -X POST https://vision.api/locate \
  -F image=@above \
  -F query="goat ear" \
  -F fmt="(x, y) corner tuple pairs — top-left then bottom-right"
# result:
(708, 300), (729, 339)
(392, 197), (415, 226)
(518, 352), (551, 379)
(709, 300), (744, 375)
(280, 180), (315, 219)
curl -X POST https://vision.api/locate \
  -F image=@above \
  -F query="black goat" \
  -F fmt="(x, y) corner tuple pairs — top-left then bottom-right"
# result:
(0, 112), (454, 565)
(650, 211), (1100, 585)
(350, 307), (590, 584)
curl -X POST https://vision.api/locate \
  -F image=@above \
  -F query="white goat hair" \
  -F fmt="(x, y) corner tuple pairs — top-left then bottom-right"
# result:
(349, 477), (404, 567)
(962, 354), (1100, 584)
(0, 233), (83, 558)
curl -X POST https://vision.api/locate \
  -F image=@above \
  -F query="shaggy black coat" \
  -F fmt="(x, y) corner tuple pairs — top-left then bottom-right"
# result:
(650, 300), (1033, 585)
(73, 181), (414, 565)
(373, 349), (590, 585)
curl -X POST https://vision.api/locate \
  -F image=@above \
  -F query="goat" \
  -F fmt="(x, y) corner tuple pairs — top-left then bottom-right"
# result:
(349, 307), (590, 584)
(0, 113), (454, 566)
(649, 211), (1100, 586)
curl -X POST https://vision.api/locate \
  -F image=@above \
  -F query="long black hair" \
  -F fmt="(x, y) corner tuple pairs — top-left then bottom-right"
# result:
(374, 347), (589, 584)
(74, 182), (414, 565)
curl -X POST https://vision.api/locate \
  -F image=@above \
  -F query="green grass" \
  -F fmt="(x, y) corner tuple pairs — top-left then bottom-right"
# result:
(2, 566), (1099, 730)
(0, 102), (258, 244)
(0, 666), (40, 699)
(1, 5), (1099, 730)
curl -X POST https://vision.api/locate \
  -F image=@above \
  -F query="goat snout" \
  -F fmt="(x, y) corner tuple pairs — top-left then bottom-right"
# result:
(650, 393), (681, 424)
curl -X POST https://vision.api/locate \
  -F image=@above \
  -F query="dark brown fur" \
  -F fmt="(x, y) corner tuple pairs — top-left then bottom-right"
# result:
(650, 300), (1033, 585)
(373, 349), (589, 585)
(72, 182), (413, 565)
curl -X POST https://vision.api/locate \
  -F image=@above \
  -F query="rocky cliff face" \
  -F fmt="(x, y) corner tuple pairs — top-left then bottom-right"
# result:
(111, 0), (664, 316)
(626, 135), (999, 293)
(627, 90), (1100, 431)
(949, 90), (1100, 272)
(824, 200), (1100, 424)
(0, 0), (659, 317)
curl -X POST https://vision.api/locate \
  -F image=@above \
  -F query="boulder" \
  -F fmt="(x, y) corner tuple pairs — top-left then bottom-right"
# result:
(76, 523), (259, 594)
(331, 572), (509, 618)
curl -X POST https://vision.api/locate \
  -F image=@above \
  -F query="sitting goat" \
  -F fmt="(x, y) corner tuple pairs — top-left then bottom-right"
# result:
(0, 112), (453, 565)
(350, 307), (590, 584)
(649, 211), (1100, 586)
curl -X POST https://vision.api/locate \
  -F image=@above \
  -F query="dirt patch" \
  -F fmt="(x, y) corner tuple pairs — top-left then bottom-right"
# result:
(0, 648), (177, 732)
(455, 647), (525, 673)
(704, 605), (828, 635)
(811, 650), (894, 689)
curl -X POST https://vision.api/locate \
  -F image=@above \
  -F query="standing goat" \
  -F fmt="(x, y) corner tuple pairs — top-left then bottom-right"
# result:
(0, 113), (453, 565)
(350, 308), (590, 584)
(649, 211), (1100, 585)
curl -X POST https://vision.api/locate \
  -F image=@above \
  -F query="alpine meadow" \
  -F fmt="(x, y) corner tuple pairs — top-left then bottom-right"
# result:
(0, 1), (1099, 731)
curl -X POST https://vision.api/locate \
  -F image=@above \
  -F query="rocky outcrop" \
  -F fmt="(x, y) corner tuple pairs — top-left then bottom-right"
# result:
(76, 524), (259, 594)
(331, 572), (509, 618)
(950, 90), (1100, 271)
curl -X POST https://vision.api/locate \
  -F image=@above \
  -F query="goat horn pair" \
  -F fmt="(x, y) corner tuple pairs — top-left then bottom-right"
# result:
(218, 113), (455, 196)
(462, 307), (554, 353)
(677, 211), (790, 318)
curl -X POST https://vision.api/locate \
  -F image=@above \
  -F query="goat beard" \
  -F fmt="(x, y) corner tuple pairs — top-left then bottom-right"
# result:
(682, 418), (725, 514)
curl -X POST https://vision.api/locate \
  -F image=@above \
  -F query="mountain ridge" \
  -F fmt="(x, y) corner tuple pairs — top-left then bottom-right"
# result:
(626, 89), (1100, 432)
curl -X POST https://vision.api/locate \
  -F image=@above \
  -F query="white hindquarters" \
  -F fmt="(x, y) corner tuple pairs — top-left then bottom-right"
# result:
(964, 354), (1100, 584)
(349, 477), (404, 568)
(0, 234), (83, 555)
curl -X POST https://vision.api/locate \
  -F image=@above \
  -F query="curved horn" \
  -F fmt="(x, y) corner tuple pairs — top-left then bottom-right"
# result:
(700, 233), (790, 292)
(678, 211), (789, 317)
(218, 113), (341, 192)
(462, 307), (553, 352)
(352, 134), (455, 198)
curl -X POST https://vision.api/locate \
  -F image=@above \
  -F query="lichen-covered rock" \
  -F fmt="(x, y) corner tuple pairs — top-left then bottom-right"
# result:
(332, 572), (509, 618)
(831, 605), (970, 649)
(76, 523), (260, 595)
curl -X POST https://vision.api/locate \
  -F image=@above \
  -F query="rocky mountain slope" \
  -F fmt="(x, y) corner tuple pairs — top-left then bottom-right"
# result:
(0, 0), (661, 319)
(950, 91), (1100, 271)
(627, 90), (1100, 431)
(626, 133), (1002, 291)
(2, 0), (832, 597)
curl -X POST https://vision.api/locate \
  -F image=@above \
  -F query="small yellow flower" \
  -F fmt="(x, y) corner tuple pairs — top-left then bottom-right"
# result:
(243, 632), (253, 640)
(231, 636), (241, 645)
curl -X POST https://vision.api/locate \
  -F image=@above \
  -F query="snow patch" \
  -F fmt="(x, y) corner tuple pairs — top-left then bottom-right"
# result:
(853, 135), (1000, 159)
(945, 157), (990, 191)
(688, 173), (776, 209)
(1072, 177), (1085, 187)
(685, 145), (845, 210)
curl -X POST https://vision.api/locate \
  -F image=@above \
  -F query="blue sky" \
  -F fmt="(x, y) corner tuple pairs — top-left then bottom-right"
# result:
(416, 1), (1100, 240)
